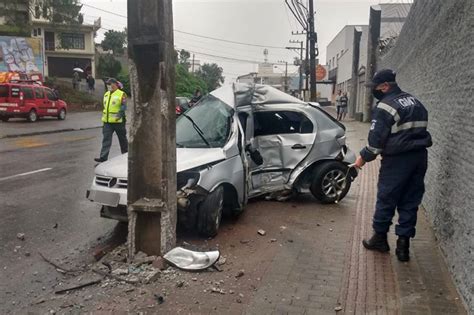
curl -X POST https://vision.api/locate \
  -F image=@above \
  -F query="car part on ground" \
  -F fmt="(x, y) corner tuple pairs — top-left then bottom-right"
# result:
(163, 247), (220, 271)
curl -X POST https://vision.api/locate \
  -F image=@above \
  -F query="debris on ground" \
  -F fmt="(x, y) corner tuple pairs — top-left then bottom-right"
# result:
(152, 256), (168, 270)
(154, 294), (165, 304)
(163, 247), (220, 271)
(217, 256), (227, 266)
(235, 270), (245, 278)
(335, 305), (343, 312)
(16, 233), (25, 241)
(239, 239), (250, 244)
(270, 239), (277, 243)
(257, 229), (266, 236)
(210, 287), (226, 294)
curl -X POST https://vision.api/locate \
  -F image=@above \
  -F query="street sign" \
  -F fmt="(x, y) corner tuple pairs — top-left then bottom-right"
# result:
(316, 64), (327, 81)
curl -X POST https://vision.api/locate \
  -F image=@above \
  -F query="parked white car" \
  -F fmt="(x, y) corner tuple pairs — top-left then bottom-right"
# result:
(87, 83), (357, 236)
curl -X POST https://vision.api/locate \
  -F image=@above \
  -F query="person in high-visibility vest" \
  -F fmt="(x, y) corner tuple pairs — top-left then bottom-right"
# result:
(94, 78), (128, 163)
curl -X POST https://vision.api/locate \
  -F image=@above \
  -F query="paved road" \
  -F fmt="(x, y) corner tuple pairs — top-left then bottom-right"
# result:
(0, 111), (102, 139)
(0, 128), (122, 311)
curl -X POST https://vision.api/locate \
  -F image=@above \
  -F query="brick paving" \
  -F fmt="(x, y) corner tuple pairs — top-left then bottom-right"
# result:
(245, 113), (466, 315)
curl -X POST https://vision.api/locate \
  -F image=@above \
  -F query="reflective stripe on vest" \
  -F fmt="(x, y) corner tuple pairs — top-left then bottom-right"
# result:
(391, 121), (428, 134)
(102, 89), (125, 123)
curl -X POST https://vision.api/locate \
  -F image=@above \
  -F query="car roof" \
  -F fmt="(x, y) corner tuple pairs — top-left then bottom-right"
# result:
(210, 83), (306, 108)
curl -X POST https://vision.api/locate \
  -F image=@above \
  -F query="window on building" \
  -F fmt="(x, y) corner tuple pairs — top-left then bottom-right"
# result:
(20, 87), (34, 99)
(61, 33), (85, 50)
(0, 85), (9, 97)
(254, 111), (314, 136)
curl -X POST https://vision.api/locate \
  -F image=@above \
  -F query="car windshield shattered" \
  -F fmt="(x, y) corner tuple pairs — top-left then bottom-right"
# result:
(176, 95), (233, 148)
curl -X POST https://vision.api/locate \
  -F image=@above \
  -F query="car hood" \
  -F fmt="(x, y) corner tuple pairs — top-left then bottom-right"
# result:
(95, 148), (226, 178)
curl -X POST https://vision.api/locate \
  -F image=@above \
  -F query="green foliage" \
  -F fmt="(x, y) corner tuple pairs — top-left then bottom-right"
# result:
(196, 63), (225, 91)
(44, 77), (99, 107)
(175, 63), (207, 98)
(97, 55), (122, 79)
(117, 72), (130, 96)
(178, 49), (191, 67)
(101, 30), (127, 55)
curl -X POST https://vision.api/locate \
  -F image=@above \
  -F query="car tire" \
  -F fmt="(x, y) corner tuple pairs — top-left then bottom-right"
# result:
(197, 185), (224, 237)
(27, 109), (38, 122)
(58, 108), (66, 120)
(310, 161), (351, 204)
(1, 117), (9, 122)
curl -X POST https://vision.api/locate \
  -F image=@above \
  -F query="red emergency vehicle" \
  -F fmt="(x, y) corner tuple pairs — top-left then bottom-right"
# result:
(0, 72), (67, 122)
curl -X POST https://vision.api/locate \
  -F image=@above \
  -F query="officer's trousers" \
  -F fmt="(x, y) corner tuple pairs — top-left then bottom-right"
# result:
(99, 122), (128, 161)
(373, 149), (428, 238)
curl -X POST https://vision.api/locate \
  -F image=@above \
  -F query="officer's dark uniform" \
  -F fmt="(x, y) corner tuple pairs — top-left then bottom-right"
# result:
(361, 69), (432, 261)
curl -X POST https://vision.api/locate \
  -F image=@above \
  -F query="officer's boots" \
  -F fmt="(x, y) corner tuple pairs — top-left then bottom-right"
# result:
(396, 236), (410, 262)
(362, 232), (390, 252)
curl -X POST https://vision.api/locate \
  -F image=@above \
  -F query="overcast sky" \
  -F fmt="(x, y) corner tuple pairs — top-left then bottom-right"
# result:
(81, 0), (411, 82)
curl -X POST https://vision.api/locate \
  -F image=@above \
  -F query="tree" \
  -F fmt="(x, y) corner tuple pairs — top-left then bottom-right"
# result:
(101, 29), (127, 55)
(178, 49), (191, 67)
(196, 63), (225, 91)
(175, 64), (207, 97)
(97, 55), (122, 78)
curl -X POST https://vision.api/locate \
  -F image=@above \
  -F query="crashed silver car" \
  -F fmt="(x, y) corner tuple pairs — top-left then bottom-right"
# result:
(87, 83), (357, 237)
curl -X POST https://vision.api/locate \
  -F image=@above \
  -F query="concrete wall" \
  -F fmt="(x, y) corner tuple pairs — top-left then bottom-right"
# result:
(378, 0), (474, 310)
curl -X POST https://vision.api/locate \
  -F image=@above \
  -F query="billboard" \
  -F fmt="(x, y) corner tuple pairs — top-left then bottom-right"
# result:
(0, 36), (44, 75)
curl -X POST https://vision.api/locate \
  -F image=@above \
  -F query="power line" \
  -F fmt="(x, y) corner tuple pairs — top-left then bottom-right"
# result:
(83, 3), (288, 49)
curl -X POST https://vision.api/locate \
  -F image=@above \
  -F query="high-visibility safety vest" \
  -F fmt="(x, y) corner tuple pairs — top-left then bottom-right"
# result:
(102, 89), (126, 123)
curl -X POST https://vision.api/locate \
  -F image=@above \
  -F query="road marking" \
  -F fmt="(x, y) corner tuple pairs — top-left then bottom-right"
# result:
(0, 168), (53, 182)
(14, 138), (48, 148)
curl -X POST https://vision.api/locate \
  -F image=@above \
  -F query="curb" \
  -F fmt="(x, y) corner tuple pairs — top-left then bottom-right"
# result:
(0, 126), (102, 139)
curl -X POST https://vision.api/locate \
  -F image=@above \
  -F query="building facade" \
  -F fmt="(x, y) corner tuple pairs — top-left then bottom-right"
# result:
(325, 3), (412, 115)
(0, 0), (100, 78)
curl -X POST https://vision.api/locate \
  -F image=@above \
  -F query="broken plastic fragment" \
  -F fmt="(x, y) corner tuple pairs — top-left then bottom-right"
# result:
(163, 247), (220, 271)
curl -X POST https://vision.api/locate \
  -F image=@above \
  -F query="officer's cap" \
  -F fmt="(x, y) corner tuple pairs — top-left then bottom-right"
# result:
(106, 78), (118, 84)
(366, 69), (397, 87)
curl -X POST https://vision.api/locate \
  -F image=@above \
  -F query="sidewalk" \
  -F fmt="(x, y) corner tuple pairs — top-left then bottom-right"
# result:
(245, 113), (466, 314)
(0, 111), (102, 139)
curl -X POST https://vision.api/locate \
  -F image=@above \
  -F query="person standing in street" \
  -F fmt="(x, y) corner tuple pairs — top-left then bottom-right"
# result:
(190, 88), (202, 106)
(72, 71), (80, 90)
(86, 74), (95, 94)
(338, 92), (349, 121)
(354, 69), (432, 262)
(94, 78), (128, 163)
(335, 90), (342, 120)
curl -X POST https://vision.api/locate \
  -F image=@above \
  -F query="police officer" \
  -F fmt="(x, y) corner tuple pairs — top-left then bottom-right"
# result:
(354, 69), (432, 262)
(94, 78), (128, 163)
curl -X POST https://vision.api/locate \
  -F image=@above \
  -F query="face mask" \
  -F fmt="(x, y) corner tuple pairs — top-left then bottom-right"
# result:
(107, 85), (112, 92)
(372, 88), (385, 100)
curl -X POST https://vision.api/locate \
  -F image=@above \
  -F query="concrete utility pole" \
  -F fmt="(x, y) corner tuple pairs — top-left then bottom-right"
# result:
(349, 27), (362, 119)
(127, 0), (177, 258)
(364, 6), (381, 123)
(288, 40), (304, 98)
(308, 0), (317, 102)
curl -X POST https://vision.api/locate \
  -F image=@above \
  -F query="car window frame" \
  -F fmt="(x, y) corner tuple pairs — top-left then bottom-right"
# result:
(34, 87), (45, 99)
(20, 86), (35, 100)
(253, 110), (314, 137)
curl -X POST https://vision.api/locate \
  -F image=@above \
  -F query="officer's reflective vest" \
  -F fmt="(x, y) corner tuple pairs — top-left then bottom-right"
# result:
(102, 89), (126, 123)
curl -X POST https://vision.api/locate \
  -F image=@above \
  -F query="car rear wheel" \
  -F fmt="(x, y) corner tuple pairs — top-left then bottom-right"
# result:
(197, 185), (224, 237)
(310, 161), (351, 204)
(27, 109), (38, 122)
(58, 108), (66, 120)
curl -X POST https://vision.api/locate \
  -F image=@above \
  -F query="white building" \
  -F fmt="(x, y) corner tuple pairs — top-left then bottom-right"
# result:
(326, 25), (368, 96)
(325, 3), (412, 114)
